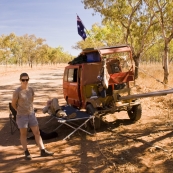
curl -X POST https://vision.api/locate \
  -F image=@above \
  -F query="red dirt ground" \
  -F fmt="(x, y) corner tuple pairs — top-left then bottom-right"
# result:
(0, 64), (173, 173)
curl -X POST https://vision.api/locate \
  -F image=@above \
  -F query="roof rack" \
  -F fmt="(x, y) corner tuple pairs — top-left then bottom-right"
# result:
(82, 44), (130, 52)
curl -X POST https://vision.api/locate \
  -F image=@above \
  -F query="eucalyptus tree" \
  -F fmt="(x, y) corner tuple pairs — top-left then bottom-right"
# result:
(55, 46), (64, 63)
(33, 37), (46, 65)
(49, 48), (59, 64)
(22, 34), (45, 68)
(145, 0), (173, 85)
(63, 52), (75, 63)
(54, 46), (73, 63)
(11, 36), (25, 66)
(0, 48), (4, 64)
(0, 33), (16, 66)
(82, 0), (158, 78)
(141, 41), (164, 63)
(47, 47), (60, 64)
(36, 44), (50, 65)
(0, 36), (4, 64)
(0, 33), (75, 66)
(169, 41), (173, 64)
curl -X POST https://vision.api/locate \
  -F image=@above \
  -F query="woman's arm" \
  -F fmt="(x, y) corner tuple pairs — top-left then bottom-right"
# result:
(32, 87), (34, 102)
(12, 97), (18, 111)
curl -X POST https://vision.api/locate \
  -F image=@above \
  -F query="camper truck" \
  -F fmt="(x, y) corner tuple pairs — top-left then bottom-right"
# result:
(63, 44), (173, 129)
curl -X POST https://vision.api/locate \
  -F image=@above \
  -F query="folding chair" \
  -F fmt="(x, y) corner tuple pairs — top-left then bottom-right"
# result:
(47, 105), (94, 140)
(9, 102), (19, 135)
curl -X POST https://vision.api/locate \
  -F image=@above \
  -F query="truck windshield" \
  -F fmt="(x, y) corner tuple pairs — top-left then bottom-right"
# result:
(106, 52), (132, 72)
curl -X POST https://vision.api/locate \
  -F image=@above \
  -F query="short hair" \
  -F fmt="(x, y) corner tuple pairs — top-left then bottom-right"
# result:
(20, 73), (29, 80)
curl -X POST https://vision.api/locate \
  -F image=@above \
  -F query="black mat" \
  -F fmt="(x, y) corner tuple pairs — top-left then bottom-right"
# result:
(61, 105), (90, 118)
(27, 129), (58, 140)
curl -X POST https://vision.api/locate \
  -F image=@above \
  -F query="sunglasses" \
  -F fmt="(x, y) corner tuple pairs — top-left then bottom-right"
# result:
(21, 79), (29, 82)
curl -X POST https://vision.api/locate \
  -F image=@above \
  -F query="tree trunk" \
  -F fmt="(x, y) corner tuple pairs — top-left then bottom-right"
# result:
(134, 56), (140, 79)
(163, 41), (169, 87)
(131, 46), (140, 79)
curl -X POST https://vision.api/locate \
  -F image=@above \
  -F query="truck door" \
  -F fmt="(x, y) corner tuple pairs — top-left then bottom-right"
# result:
(63, 66), (81, 107)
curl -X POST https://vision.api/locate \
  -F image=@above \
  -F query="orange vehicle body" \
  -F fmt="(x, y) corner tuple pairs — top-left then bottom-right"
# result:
(63, 45), (135, 109)
(62, 44), (173, 129)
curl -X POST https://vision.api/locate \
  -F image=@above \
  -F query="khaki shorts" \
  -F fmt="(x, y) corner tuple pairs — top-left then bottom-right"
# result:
(16, 113), (38, 129)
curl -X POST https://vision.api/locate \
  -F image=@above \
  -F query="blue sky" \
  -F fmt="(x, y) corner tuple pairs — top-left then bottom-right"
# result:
(0, 0), (102, 56)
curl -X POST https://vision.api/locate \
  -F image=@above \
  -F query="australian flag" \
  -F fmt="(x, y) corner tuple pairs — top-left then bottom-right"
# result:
(77, 15), (87, 40)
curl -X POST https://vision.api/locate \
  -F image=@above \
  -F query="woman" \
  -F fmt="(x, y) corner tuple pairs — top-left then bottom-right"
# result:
(12, 73), (54, 160)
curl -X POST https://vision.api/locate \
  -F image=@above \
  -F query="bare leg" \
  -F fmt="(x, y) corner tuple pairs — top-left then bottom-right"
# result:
(30, 125), (44, 150)
(30, 125), (54, 156)
(19, 128), (28, 151)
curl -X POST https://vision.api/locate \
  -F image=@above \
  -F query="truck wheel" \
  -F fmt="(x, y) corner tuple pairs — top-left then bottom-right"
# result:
(86, 104), (100, 130)
(127, 104), (142, 121)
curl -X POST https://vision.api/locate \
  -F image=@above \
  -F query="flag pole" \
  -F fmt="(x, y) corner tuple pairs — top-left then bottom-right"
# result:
(76, 14), (109, 89)
(76, 13), (104, 58)
(76, 13), (110, 48)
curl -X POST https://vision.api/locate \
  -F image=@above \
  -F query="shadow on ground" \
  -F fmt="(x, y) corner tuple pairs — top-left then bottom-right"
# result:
(1, 68), (173, 172)
(1, 111), (173, 172)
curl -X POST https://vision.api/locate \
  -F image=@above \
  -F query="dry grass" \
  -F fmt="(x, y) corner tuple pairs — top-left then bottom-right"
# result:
(99, 63), (173, 172)
(136, 63), (173, 120)
(137, 63), (173, 90)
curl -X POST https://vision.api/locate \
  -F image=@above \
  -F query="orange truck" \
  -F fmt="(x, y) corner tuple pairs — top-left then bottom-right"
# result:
(63, 44), (173, 129)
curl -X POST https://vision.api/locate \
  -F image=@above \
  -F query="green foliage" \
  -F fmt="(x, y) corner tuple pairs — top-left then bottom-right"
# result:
(80, 0), (173, 81)
(0, 33), (73, 66)
(73, 22), (124, 50)
(1, 0), (173, 67)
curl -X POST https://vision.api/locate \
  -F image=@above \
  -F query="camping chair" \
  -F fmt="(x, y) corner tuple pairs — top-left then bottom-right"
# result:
(9, 102), (19, 135)
(9, 103), (36, 134)
(46, 105), (94, 140)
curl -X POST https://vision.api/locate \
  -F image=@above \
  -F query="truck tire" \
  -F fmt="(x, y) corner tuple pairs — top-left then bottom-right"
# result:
(86, 104), (100, 130)
(127, 104), (142, 121)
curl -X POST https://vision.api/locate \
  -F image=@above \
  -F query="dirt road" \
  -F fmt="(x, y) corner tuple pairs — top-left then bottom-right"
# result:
(0, 65), (173, 173)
